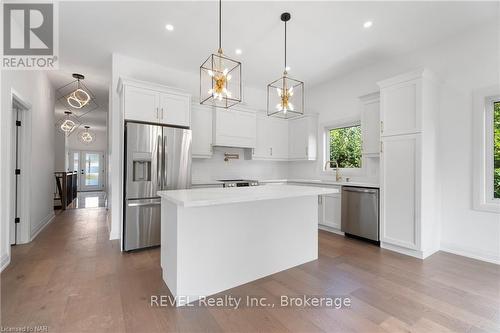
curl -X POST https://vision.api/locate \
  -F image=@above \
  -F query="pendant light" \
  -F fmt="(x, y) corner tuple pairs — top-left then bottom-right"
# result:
(200, 0), (242, 108)
(56, 73), (98, 116)
(267, 13), (304, 119)
(56, 111), (80, 136)
(78, 126), (95, 144)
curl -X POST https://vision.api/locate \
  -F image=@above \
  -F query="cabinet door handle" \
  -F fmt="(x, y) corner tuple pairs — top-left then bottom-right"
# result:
(270, 147), (273, 156)
(380, 141), (383, 153)
(156, 107), (159, 119)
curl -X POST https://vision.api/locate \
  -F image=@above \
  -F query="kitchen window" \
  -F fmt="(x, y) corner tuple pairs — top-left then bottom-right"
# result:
(325, 123), (362, 169)
(473, 89), (500, 212)
(493, 100), (500, 199)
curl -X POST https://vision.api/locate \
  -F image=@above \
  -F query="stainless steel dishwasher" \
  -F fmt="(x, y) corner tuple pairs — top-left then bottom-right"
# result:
(341, 186), (380, 243)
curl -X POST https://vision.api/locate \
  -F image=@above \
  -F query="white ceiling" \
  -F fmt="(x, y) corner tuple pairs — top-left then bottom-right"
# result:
(53, 1), (498, 129)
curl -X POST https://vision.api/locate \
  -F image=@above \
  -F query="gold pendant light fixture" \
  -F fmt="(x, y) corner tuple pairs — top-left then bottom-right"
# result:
(200, 0), (241, 108)
(267, 13), (304, 119)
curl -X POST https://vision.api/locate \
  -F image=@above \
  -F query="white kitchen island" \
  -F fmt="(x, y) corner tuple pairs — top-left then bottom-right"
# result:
(157, 184), (339, 306)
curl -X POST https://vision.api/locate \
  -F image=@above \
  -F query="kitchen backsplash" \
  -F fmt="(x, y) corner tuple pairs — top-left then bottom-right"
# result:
(192, 147), (289, 182)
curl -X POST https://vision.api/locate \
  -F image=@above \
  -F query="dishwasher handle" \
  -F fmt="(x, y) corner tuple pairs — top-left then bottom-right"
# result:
(342, 187), (378, 194)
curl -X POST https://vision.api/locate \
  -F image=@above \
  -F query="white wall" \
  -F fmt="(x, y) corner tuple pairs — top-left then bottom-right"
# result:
(192, 147), (288, 182)
(289, 21), (500, 263)
(54, 129), (67, 172)
(109, 53), (285, 241)
(1, 71), (56, 271)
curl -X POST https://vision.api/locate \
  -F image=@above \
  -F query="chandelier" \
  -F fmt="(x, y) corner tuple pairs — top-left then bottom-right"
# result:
(78, 126), (95, 144)
(56, 73), (98, 116)
(267, 13), (304, 119)
(56, 111), (80, 136)
(200, 0), (241, 108)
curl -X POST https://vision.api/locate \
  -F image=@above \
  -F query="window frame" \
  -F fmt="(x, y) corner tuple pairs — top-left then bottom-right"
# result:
(473, 86), (500, 213)
(322, 118), (363, 175)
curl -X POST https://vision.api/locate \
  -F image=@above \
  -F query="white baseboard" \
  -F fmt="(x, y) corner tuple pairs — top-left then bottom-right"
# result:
(440, 242), (500, 265)
(30, 212), (55, 241)
(1, 253), (10, 272)
(380, 242), (439, 260)
(109, 228), (120, 240)
(318, 225), (345, 236)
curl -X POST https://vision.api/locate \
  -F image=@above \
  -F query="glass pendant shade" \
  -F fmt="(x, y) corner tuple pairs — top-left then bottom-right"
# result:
(267, 75), (304, 119)
(56, 111), (80, 136)
(267, 12), (304, 119)
(200, 52), (241, 108)
(78, 126), (95, 144)
(199, 0), (242, 108)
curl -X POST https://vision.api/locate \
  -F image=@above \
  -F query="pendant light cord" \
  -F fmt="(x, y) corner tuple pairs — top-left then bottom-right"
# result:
(284, 20), (287, 72)
(218, 0), (222, 52)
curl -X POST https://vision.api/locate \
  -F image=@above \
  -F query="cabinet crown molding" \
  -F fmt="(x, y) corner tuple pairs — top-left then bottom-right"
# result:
(377, 68), (438, 89)
(117, 77), (191, 97)
(359, 92), (380, 103)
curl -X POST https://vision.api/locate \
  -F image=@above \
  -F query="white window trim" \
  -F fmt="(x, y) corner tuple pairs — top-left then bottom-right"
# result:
(472, 86), (500, 213)
(321, 117), (364, 177)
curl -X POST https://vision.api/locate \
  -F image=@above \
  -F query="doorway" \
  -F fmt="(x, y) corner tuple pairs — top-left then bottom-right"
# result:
(11, 96), (31, 245)
(69, 150), (105, 192)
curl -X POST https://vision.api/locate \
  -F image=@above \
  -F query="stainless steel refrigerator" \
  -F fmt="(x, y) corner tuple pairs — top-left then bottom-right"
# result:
(124, 122), (191, 251)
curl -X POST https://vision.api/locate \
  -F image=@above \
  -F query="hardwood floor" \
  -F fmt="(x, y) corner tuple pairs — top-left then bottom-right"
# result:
(1, 208), (499, 333)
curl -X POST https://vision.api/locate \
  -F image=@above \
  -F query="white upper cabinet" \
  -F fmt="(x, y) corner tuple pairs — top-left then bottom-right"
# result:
(122, 85), (159, 124)
(288, 115), (318, 160)
(360, 92), (380, 156)
(378, 70), (437, 137)
(251, 115), (288, 160)
(119, 78), (191, 127)
(191, 104), (213, 158)
(159, 92), (190, 127)
(212, 108), (257, 148)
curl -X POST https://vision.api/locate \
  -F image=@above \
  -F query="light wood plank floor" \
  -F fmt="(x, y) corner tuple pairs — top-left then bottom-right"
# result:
(1, 208), (499, 333)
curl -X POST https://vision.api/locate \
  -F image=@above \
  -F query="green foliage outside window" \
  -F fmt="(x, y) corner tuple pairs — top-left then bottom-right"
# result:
(494, 101), (500, 199)
(329, 126), (362, 168)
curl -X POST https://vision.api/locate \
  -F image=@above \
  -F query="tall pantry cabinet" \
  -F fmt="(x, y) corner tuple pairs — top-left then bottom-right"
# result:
(378, 69), (440, 259)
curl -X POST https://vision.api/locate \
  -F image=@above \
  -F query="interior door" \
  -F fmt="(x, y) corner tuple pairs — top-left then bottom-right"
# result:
(79, 151), (104, 191)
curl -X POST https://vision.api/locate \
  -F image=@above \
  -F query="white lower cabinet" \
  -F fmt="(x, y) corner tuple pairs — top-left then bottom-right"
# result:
(319, 192), (342, 230)
(191, 104), (213, 158)
(380, 134), (419, 250)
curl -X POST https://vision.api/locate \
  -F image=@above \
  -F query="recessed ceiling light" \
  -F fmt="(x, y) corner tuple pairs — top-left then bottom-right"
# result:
(235, 49), (242, 55)
(165, 24), (174, 31)
(363, 21), (373, 29)
(285, 66), (291, 72)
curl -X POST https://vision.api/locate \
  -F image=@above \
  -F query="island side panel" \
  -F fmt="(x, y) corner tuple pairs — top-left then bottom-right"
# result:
(176, 195), (318, 301)
(161, 199), (179, 297)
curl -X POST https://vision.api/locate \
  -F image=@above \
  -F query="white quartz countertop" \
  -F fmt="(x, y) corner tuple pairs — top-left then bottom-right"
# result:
(158, 184), (339, 207)
(260, 179), (380, 188)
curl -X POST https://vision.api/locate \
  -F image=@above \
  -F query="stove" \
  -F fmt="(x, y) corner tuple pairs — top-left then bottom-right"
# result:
(217, 179), (259, 188)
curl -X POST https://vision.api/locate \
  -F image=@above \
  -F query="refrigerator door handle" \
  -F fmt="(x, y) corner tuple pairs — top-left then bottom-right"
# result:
(156, 135), (161, 186)
(163, 135), (168, 189)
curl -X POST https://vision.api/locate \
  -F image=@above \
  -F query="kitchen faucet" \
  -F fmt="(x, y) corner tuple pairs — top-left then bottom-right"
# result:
(324, 160), (342, 182)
